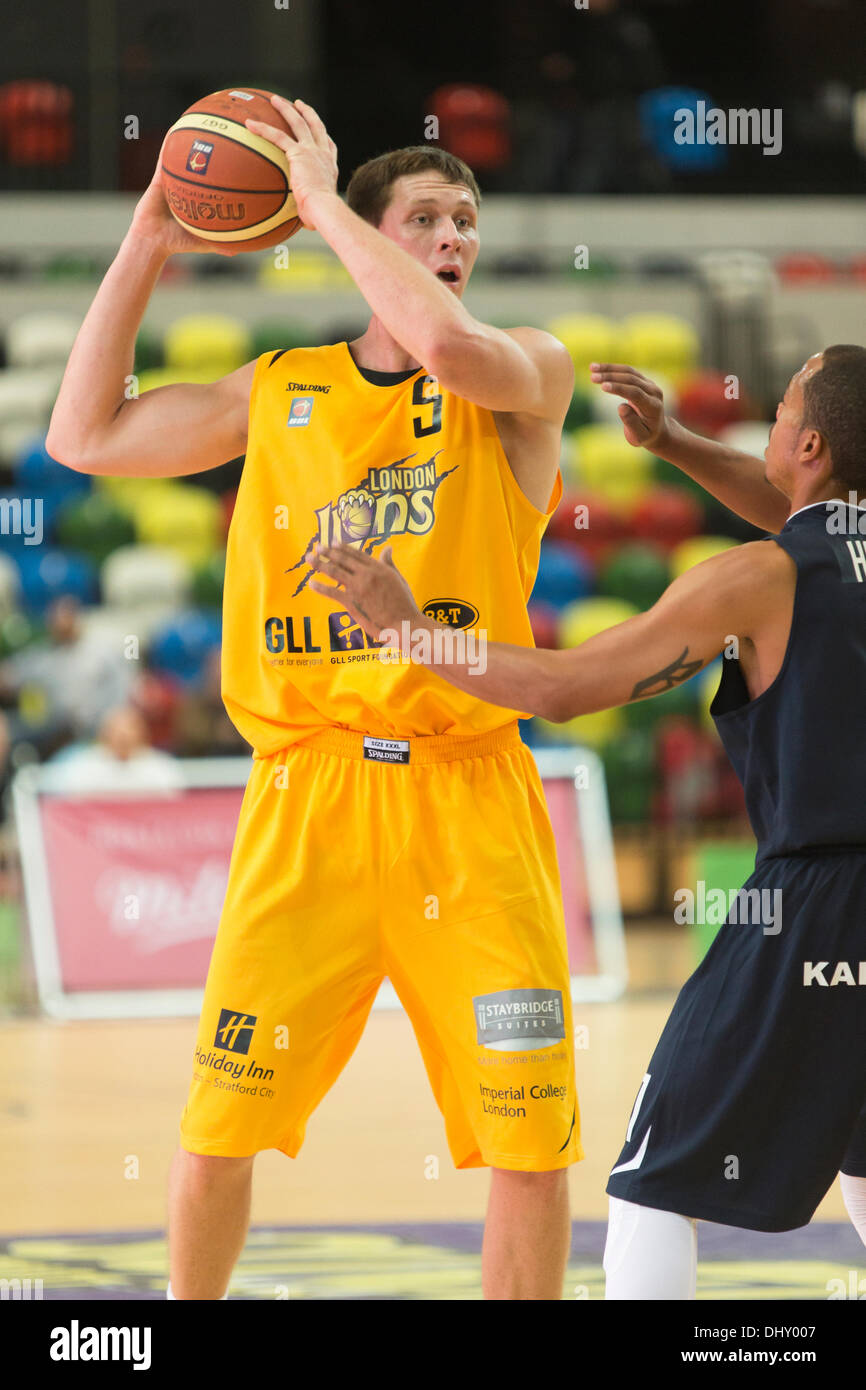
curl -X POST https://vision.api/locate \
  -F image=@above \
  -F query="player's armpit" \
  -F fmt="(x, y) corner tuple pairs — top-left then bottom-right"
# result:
(428, 325), (574, 421)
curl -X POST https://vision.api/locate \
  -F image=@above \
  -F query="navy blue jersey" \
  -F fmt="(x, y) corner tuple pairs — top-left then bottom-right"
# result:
(711, 500), (866, 862)
(608, 498), (866, 1234)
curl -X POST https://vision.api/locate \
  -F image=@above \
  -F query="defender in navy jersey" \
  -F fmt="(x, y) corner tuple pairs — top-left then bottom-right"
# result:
(309, 344), (866, 1299)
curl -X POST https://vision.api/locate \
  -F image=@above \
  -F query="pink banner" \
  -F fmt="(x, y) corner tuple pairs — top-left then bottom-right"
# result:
(37, 779), (594, 995)
(40, 790), (244, 991)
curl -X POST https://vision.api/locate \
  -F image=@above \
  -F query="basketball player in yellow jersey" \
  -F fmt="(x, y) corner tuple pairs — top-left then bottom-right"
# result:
(46, 95), (578, 1301)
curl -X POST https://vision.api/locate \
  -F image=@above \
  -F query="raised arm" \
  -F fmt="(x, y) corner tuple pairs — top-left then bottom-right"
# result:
(245, 97), (574, 422)
(589, 363), (791, 535)
(46, 145), (254, 478)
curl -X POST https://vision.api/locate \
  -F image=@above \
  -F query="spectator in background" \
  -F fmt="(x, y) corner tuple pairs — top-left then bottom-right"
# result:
(173, 647), (250, 758)
(0, 594), (133, 758)
(0, 594), (136, 804)
(46, 704), (183, 792)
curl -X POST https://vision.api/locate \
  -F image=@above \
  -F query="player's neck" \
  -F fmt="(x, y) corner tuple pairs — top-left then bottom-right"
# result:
(787, 483), (857, 518)
(347, 320), (424, 375)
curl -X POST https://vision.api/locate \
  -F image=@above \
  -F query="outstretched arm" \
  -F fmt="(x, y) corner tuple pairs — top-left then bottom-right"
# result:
(589, 363), (790, 535)
(308, 540), (780, 722)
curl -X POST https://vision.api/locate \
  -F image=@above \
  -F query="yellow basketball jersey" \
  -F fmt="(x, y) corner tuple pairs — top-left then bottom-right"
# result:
(221, 342), (562, 755)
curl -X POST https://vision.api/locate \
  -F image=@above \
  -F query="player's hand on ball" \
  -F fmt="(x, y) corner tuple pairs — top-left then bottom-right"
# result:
(130, 135), (244, 257)
(308, 544), (421, 642)
(244, 96), (338, 231)
(589, 363), (670, 451)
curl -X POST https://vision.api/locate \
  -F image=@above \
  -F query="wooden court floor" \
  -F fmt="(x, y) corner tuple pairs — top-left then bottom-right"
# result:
(0, 926), (850, 1236)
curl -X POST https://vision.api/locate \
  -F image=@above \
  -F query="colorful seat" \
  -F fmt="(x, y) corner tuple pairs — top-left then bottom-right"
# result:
(638, 87), (727, 172)
(5, 312), (81, 368)
(0, 373), (64, 464)
(531, 541), (594, 609)
(527, 602), (560, 650)
(598, 541), (669, 609)
(428, 84), (512, 170)
(616, 314), (699, 387)
(257, 250), (352, 293)
(13, 547), (98, 612)
(546, 314), (618, 382)
(547, 488), (630, 563)
(149, 609), (222, 686)
(191, 551), (226, 610)
(676, 369), (748, 437)
(534, 706), (625, 750)
(630, 485), (705, 550)
(132, 482), (223, 567)
(163, 315), (251, 375)
(56, 492), (136, 565)
(558, 594), (638, 653)
(251, 320), (315, 357)
(602, 727), (655, 821)
(100, 543), (191, 610)
(670, 535), (738, 579)
(569, 424), (653, 507)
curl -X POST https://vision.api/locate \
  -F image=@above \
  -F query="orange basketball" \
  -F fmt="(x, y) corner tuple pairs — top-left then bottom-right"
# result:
(160, 87), (303, 251)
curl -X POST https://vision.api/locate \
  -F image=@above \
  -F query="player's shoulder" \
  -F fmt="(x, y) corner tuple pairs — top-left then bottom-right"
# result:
(699, 537), (797, 596)
(239, 342), (314, 397)
(739, 536), (797, 576)
(498, 326), (574, 417)
(501, 324), (573, 370)
(216, 356), (257, 399)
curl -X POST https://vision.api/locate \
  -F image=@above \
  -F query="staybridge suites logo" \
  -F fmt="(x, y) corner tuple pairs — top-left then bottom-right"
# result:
(474, 988), (565, 1051)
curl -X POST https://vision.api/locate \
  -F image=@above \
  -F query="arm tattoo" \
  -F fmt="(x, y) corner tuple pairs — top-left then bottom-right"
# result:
(630, 646), (703, 700)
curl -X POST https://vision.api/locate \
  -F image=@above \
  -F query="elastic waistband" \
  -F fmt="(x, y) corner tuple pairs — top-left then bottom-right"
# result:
(288, 722), (523, 765)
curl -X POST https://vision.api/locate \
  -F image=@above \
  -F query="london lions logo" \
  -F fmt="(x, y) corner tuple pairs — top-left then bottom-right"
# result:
(338, 490), (375, 541)
(287, 449), (457, 596)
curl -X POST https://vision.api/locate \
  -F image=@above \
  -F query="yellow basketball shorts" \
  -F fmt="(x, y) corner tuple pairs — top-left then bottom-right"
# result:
(179, 722), (583, 1172)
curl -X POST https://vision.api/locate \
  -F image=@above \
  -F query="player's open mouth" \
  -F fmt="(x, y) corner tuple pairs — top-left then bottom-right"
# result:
(436, 269), (460, 283)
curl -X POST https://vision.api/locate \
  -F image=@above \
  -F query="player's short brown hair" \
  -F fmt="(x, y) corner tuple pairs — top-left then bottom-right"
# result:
(345, 146), (481, 228)
(801, 344), (866, 493)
